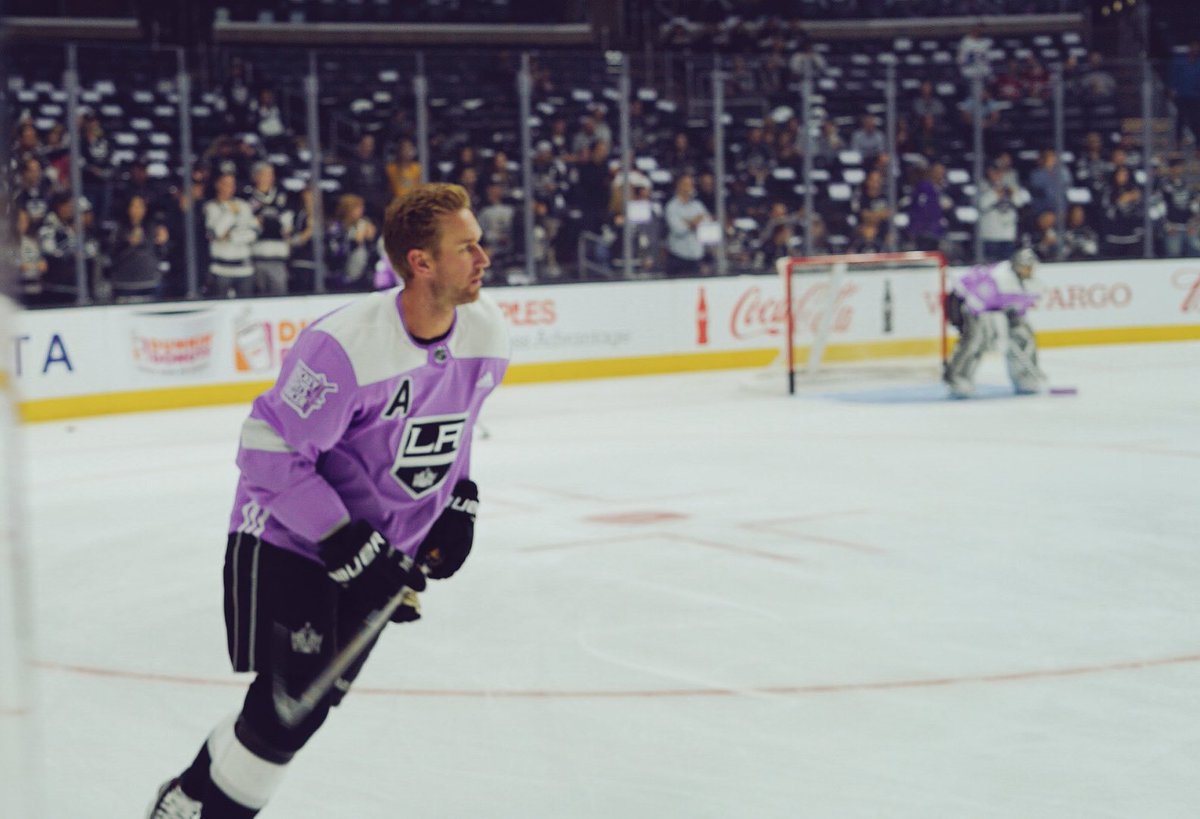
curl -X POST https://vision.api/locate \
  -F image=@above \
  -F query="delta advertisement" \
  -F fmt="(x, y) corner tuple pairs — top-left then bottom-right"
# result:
(9, 258), (1200, 420)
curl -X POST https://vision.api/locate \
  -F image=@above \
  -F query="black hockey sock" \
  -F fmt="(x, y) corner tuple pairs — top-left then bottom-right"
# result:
(178, 743), (213, 801)
(199, 782), (260, 818)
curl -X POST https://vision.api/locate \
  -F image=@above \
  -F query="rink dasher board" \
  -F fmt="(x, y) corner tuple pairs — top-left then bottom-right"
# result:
(9, 258), (1199, 421)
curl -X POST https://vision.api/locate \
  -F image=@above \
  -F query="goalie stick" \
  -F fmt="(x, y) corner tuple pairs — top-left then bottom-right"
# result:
(272, 583), (416, 728)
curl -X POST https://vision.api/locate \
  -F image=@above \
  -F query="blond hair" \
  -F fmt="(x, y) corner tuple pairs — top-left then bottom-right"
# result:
(382, 183), (471, 282)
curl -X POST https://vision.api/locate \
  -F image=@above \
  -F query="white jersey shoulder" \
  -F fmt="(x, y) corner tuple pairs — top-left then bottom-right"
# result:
(309, 289), (510, 387)
(310, 289), (424, 386)
(988, 261), (1024, 295)
(449, 292), (511, 361)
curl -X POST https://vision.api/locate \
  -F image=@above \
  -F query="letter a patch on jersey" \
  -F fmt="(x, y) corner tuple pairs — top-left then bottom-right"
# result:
(382, 378), (412, 419)
(392, 412), (468, 499)
(281, 360), (339, 418)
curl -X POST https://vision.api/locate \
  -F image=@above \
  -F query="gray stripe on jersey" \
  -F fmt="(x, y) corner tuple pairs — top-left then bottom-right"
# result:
(240, 417), (295, 453)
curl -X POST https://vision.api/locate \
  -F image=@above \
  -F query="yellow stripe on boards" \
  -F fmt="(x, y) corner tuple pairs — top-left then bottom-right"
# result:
(16, 323), (1200, 421)
(20, 382), (274, 423)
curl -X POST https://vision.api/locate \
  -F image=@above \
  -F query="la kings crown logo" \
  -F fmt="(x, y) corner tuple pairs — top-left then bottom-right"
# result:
(392, 412), (469, 499)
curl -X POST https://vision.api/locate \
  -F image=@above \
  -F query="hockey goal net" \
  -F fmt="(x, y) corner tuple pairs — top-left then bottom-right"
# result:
(772, 251), (949, 394)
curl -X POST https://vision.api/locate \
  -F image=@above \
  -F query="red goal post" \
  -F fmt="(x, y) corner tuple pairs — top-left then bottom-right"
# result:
(774, 251), (949, 395)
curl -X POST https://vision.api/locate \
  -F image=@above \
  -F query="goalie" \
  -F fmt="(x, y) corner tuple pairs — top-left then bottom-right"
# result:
(943, 248), (1043, 398)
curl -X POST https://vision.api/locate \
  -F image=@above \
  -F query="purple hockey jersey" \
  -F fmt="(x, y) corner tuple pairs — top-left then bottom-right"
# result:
(952, 261), (1039, 317)
(229, 287), (510, 563)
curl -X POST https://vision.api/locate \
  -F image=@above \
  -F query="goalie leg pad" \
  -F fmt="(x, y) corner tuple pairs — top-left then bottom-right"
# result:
(1005, 318), (1043, 393)
(944, 310), (994, 396)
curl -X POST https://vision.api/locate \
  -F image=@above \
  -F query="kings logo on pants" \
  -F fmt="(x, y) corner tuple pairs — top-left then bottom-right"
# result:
(391, 413), (468, 499)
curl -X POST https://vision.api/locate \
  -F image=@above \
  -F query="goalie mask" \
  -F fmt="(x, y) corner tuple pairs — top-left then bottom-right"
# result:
(1011, 247), (1038, 279)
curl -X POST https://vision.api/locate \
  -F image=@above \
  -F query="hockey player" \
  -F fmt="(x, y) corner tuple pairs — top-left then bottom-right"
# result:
(943, 247), (1042, 398)
(148, 183), (509, 818)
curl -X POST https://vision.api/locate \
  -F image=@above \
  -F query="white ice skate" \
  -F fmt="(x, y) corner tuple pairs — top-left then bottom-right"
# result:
(146, 778), (202, 819)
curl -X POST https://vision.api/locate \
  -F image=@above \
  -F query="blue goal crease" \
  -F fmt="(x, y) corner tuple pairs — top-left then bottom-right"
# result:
(814, 384), (1031, 404)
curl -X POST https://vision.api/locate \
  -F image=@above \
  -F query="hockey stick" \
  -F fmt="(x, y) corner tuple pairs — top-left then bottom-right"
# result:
(272, 584), (415, 728)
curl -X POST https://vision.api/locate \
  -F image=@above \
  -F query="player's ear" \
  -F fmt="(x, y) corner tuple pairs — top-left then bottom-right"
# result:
(406, 247), (432, 279)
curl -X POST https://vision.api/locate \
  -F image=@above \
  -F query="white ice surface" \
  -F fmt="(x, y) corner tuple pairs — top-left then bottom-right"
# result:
(19, 341), (1200, 818)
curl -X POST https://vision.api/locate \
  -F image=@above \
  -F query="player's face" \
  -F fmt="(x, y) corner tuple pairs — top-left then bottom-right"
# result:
(429, 208), (490, 306)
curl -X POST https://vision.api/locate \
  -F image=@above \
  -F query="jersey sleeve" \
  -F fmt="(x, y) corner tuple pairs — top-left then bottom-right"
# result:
(235, 327), (360, 546)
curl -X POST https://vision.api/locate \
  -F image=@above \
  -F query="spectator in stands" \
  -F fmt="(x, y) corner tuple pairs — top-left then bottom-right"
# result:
(344, 134), (390, 224)
(741, 126), (773, 182)
(610, 172), (659, 275)
(573, 140), (613, 238)
(696, 171), (719, 214)
(663, 131), (700, 177)
(957, 85), (1002, 135)
(113, 157), (168, 222)
(725, 55), (761, 98)
(1019, 55), (1051, 101)
(547, 116), (572, 157)
(991, 151), (1021, 191)
(1167, 40), (1200, 149)
(14, 207), (47, 304)
(484, 150), (516, 197)
(252, 87), (289, 152)
(1029, 210), (1064, 262)
(978, 162), (1030, 261)
(449, 144), (479, 183)
(1062, 204), (1100, 260)
(39, 192), (99, 305)
(79, 111), (115, 222)
(1075, 51), (1117, 102)
(665, 173), (711, 277)
(107, 193), (168, 302)
(992, 60), (1025, 103)
(386, 138), (422, 208)
(906, 162), (951, 252)
(532, 140), (567, 203)
(162, 174), (209, 298)
(1100, 166), (1145, 258)
(957, 24), (993, 83)
(205, 134), (254, 185)
(910, 80), (944, 125)
(813, 118), (845, 167)
(477, 182), (516, 274)
(287, 186), (316, 293)
(221, 58), (254, 132)
(1026, 148), (1070, 221)
(570, 114), (603, 162)
(10, 121), (41, 174)
(849, 115), (886, 165)
(1157, 157), (1200, 257)
(246, 161), (294, 296)
(849, 220), (886, 255)
(39, 123), (70, 189)
(12, 156), (51, 230)
(325, 192), (377, 289)
(204, 172), (260, 298)
(788, 35), (827, 82)
(456, 165), (482, 203)
(1073, 131), (1108, 193)
(850, 168), (892, 241)
(760, 220), (800, 263)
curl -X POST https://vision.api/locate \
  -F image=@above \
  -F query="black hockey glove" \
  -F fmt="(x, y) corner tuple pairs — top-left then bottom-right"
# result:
(416, 479), (478, 580)
(321, 521), (427, 623)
